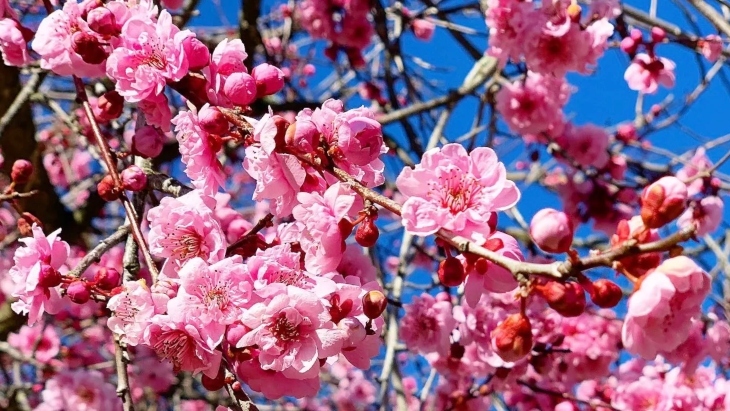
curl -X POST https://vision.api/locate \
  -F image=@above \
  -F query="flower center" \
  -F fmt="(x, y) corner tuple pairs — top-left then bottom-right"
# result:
(202, 282), (230, 309)
(430, 168), (483, 214)
(76, 386), (96, 403)
(153, 330), (192, 370)
(165, 228), (204, 261)
(269, 314), (300, 342)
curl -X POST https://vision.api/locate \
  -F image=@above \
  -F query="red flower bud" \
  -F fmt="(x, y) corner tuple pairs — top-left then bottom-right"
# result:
(87, 7), (119, 37)
(252, 63), (285, 96)
(67, 281), (91, 304)
(355, 216), (379, 248)
(11, 159), (33, 184)
(96, 90), (124, 121)
(94, 267), (121, 291)
(201, 366), (226, 392)
(362, 290), (387, 319)
(537, 281), (586, 317)
(71, 31), (108, 65)
(223, 72), (257, 106)
(97, 174), (121, 202)
(640, 176), (688, 228)
(438, 256), (466, 287)
(38, 263), (62, 288)
(651, 27), (666, 43)
(588, 279), (623, 308)
(198, 106), (229, 135)
(491, 313), (533, 362)
(183, 37), (210, 71)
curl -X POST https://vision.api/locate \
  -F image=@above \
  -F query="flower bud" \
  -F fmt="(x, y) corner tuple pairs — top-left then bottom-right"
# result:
(588, 279), (623, 308)
(11, 159), (33, 184)
(529, 208), (574, 253)
(355, 216), (379, 248)
(71, 31), (108, 65)
(620, 37), (637, 54)
(616, 123), (637, 143)
(94, 267), (121, 290)
(537, 281), (586, 317)
(438, 256), (466, 287)
(223, 72), (257, 106)
(97, 91), (124, 121)
(640, 176), (688, 228)
(183, 37), (210, 71)
(121, 165), (147, 191)
(252, 63), (285, 96)
(651, 27), (666, 43)
(38, 263), (62, 288)
(412, 18), (435, 41)
(97, 174), (121, 202)
(128, 126), (165, 158)
(87, 7), (118, 37)
(362, 290), (387, 319)
(201, 366), (226, 391)
(630, 28), (643, 42)
(198, 106), (229, 135)
(491, 313), (533, 362)
(67, 281), (91, 304)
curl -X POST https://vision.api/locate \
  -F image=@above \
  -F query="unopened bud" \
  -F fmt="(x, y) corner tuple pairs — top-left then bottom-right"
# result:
(67, 281), (91, 304)
(588, 279), (623, 308)
(87, 7), (118, 37)
(620, 37), (638, 54)
(362, 290), (387, 319)
(201, 366), (226, 392)
(537, 281), (586, 317)
(97, 91), (124, 121)
(94, 267), (121, 291)
(651, 27), (666, 43)
(97, 174), (121, 202)
(128, 126), (165, 158)
(223, 72), (257, 106)
(640, 176), (688, 228)
(355, 216), (379, 248)
(529, 208), (574, 253)
(198, 106), (229, 135)
(438, 256), (466, 287)
(71, 31), (108, 65)
(252, 63), (285, 96)
(183, 37), (210, 71)
(11, 159), (33, 184)
(492, 313), (533, 362)
(121, 165), (147, 191)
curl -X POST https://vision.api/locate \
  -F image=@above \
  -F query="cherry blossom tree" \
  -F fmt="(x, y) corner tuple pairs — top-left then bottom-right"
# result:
(0, 0), (730, 410)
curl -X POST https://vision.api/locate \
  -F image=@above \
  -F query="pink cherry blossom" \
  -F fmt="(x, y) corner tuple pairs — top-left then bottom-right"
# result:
(8, 324), (60, 363)
(463, 232), (522, 307)
(138, 93), (172, 131)
(10, 224), (70, 325)
(677, 195), (724, 236)
(496, 71), (571, 137)
(400, 293), (455, 355)
(35, 370), (122, 411)
(676, 147), (713, 196)
(236, 286), (343, 378)
(293, 182), (357, 273)
(32, 1), (107, 77)
(167, 256), (253, 344)
(171, 107), (227, 194)
(624, 53), (676, 94)
(555, 123), (610, 169)
(622, 256), (711, 359)
(107, 279), (169, 346)
(700, 34), (723, 62)
(205, 39), (250, 106)
(0, 18), (30, 67)
(396, 143), (520, 240)
(529, 208), (574, 253)
(106, 10), (193, 102)
(147, 189), (226, 277)
(144, 314), (222, 377)
(706, 314), (730, 365)
(234, 355), (320, 399)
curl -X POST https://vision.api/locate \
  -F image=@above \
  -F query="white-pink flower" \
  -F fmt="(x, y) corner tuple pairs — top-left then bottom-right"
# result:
(107, 279), (169, 346)
(35, 369), (122, 411)
(399, 293), (455, 355)
(396, 143), (520, 241)
(106, 10), (193, 102)
(624, 53), (676, 94)
(145, 314), (222, 377)
(0, 18), (31, 67)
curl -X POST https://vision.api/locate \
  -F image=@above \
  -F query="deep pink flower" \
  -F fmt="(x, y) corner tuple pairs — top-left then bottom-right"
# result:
(147, 189), (226, 277)
(496, 71), (571, 137)
(529, 208), (574, 253)
(333, 107), (388, 167)
(236, 286), (343, 378)
(205, 39), (250, 107)
(106, 10), (193, 102)
(172, 107), (227, 194)
(293, 182), (357, 273)
(396, 143), (520, 240)
(8, 324), (60, 363)
(167, 256), (254, 344)
(624, 53), (676, 94)
(556, 123), (610, 169)
(145, 315), (222, 377)
(400, 293), (455, 355)
(35, 369), (122, 411)
(0, 18), (30, 67)
(677, 195), (724, 236)
(32, 1), (106, 77)
(622, 256), (711, 359)
(10, 224), (70, 325)
(234, 355), (320, 399)
(107, 279), (169, 346)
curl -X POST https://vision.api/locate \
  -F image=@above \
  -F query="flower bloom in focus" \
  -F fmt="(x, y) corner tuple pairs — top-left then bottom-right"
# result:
(396, 143), (520, 241)
(624, 53), (676, 94)
(622, 256), (711, 359)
